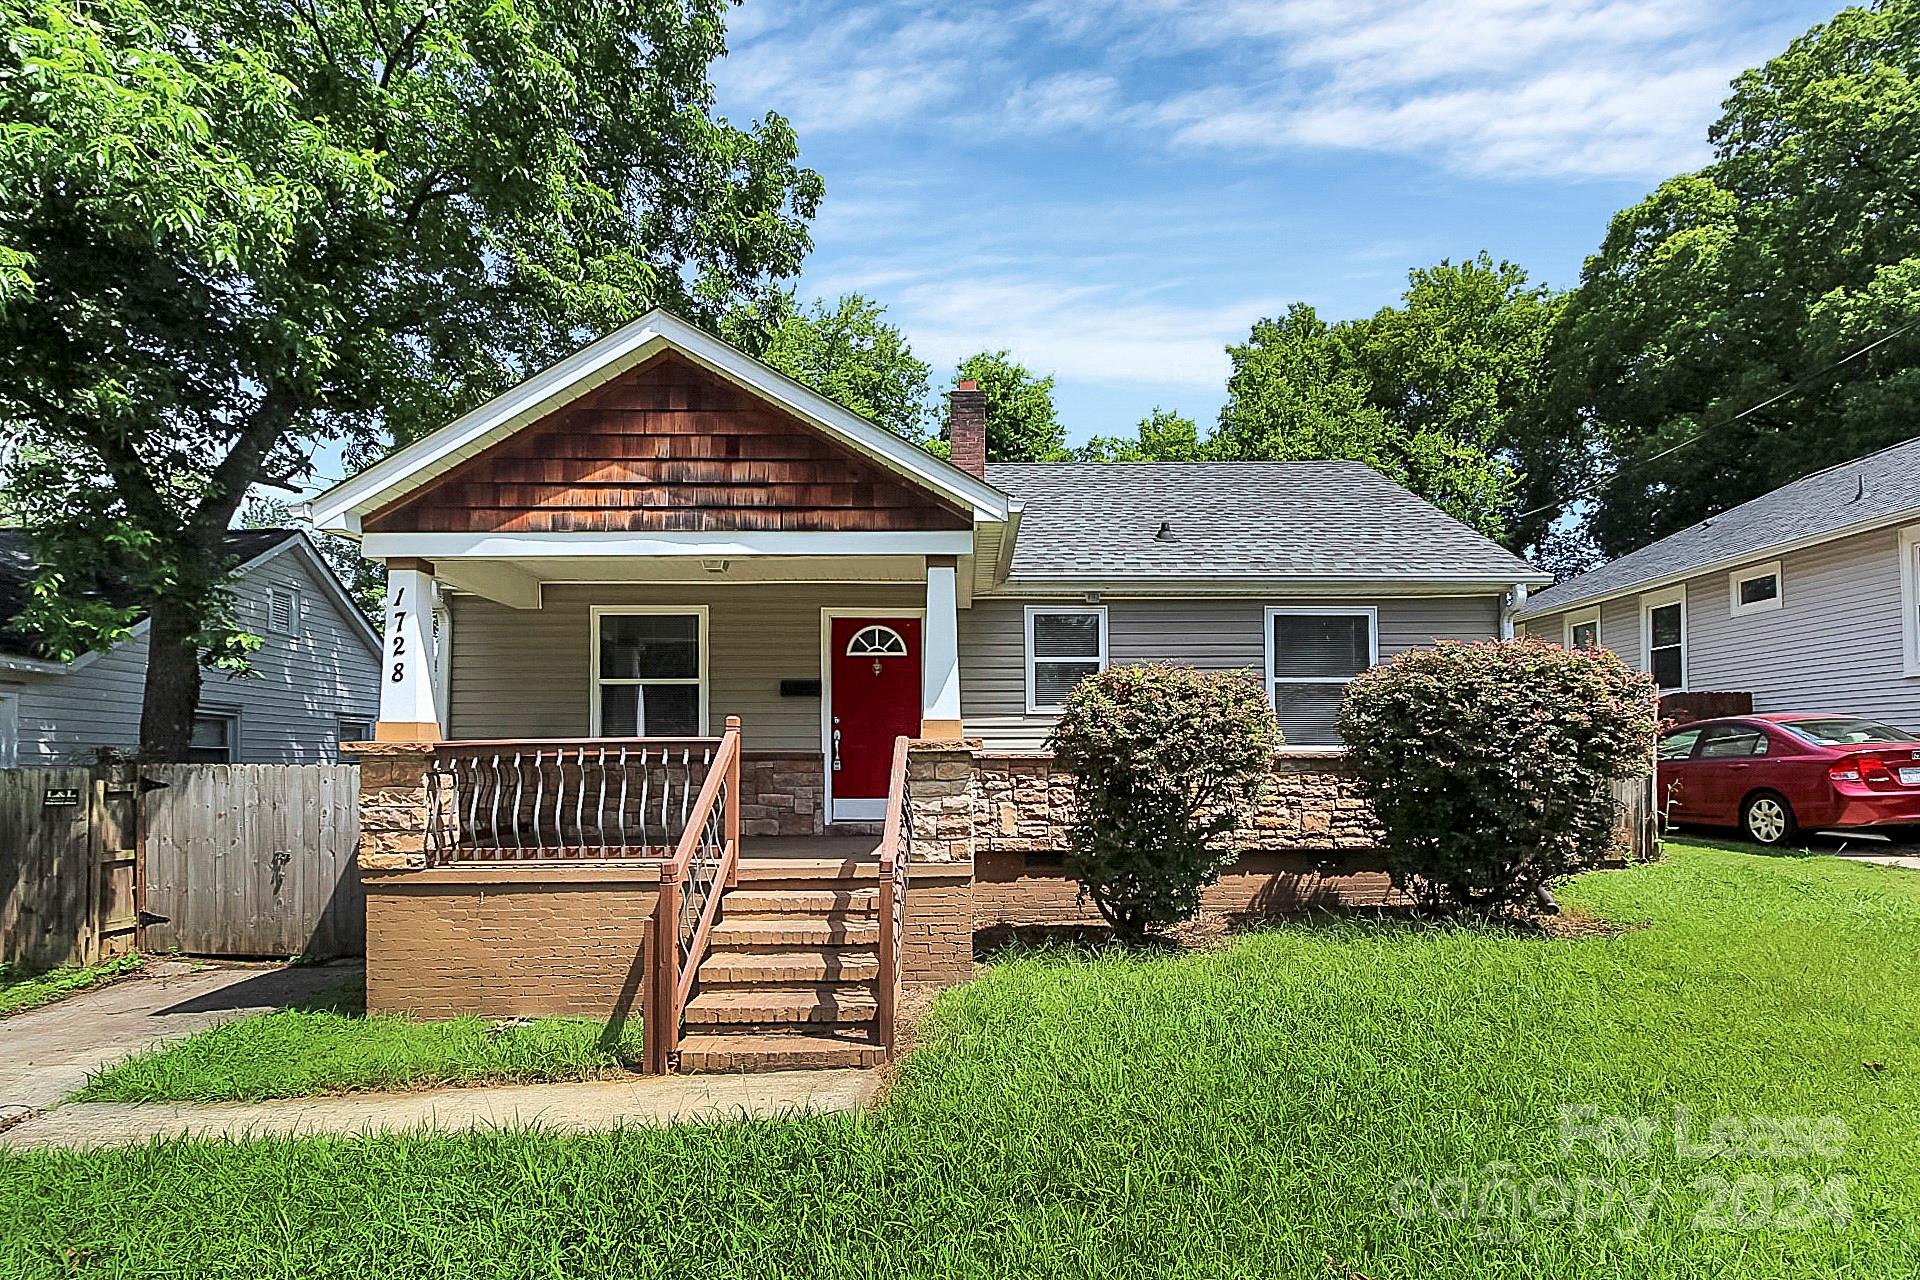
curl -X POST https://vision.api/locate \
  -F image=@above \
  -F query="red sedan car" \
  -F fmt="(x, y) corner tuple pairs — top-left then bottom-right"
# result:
(1657, 714), (1920, 845)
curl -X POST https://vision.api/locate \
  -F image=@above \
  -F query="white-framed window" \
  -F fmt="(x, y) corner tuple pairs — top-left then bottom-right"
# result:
(1904, 524), (1920, 677)
(1564, 607), (1601, 650)
(590, 606), (707, 737)
(1728, 560), (1783, 617)
(1265, 606), (1377, 748)
(265, 582), (301, 636)
(0, 689), (18, 767)
(189, 710), (239, 763)
(1641, 587), (1688, 692)
(1025, 606), (1108, 713)
(846, 624), (909, 657)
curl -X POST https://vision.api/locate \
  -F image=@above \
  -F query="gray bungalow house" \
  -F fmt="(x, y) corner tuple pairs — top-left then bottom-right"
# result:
(0, 529), (382, 765)
(1517, 436), (1920, 729)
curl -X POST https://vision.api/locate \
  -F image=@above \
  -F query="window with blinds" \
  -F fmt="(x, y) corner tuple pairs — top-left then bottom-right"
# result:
(1026, 607), (1107, 713)
(1265, 609), (1375, 747)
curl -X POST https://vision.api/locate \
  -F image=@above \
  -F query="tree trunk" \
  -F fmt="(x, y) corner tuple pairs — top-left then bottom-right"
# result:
(139, 595), (205, 761)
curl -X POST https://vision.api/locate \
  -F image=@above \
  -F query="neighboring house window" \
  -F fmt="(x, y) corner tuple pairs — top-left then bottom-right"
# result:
(266, 583), (301, 636)
(337, 716), (373, 744)
(1641, 588), (1687, 691)
(1728, 561), (1783, 617)
(591, 607), (707, 737)
(1564, 608), (1601, 650)
(1265, 607), (1377, 747)
(0, 689), (18, 767)
(1904, 525), (1920, 676)
(189, 711), (238, 762)
(1025, 607), (1108, 713)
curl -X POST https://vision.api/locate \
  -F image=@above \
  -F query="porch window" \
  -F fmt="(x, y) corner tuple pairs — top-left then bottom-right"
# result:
(591, 607), (707, 737)
(1265, 607), (1377, 747)
(1025, 606), (1107, 713)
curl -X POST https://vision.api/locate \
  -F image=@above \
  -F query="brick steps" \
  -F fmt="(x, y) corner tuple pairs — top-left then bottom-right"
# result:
(701, 948), (879, 984)
(678, 860), (888, 1072)
(677, 1028), (885, 1072)
(683, 985), (877, 1025)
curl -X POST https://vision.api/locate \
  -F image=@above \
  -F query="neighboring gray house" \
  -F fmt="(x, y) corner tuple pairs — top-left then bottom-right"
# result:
(1517, 436), (1920, 729)
(0, 529), (381, 765)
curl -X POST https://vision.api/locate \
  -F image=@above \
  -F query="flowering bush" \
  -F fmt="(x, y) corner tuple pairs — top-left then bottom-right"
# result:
(1048, 663), (1280, 942)
(1338, 637), (1657, 915)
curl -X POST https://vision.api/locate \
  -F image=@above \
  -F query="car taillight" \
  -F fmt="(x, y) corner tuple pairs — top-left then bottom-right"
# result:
(1832, 755), (1892, 785)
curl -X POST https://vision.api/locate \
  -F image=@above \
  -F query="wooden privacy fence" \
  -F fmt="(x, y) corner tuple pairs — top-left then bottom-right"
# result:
(0, 763), (363, 970)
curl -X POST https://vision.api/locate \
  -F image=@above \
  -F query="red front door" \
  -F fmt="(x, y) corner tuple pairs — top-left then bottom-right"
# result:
(830, 616), (922, 814)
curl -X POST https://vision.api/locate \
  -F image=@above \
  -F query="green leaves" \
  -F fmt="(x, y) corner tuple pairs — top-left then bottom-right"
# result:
(750, 293), (933, 443)
(942, 350), (1069, 463)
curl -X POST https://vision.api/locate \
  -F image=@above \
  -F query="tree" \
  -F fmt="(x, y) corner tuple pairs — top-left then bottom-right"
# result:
(1215, 261), (1560, 542)
(1339, 638), (1657, 916)
(750, 293), (931, 442)
(1549, 1), (1920, 558)
(0, 0), (821, 757)
(1048, 664), (1279, 943)
(940, 351), (1068, 462)
(1075, 408), (1206, 462)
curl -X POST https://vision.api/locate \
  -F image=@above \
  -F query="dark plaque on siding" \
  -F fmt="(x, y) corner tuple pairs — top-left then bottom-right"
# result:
(780, 679), (823, 698)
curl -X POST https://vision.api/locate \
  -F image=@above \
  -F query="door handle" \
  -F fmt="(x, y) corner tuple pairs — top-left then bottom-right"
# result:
(832, 727), (842, 772)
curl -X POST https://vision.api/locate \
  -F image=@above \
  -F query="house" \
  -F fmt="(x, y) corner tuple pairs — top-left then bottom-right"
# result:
(310, 309), (1551, 1070)
(1516, 436), (1920, 729)
(0, 529), (382, 765)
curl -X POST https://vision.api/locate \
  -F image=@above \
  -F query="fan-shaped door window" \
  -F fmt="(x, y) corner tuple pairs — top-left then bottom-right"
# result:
(845, 625), (909, 658)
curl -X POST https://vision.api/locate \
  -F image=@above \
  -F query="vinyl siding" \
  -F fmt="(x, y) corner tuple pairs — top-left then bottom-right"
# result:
(1521, 524), (1920, 730)
(2, 543), (381, 764)
(446, 582), (923, 749)
(959, 594), (1504, 750)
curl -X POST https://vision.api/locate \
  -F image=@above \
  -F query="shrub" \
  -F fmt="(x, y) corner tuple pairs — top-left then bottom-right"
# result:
(1338, 637), (1658, 915)
(1047, 664), (1281, 943)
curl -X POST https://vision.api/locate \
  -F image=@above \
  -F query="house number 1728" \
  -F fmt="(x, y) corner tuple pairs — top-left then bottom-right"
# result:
(388, 586), (408, 683)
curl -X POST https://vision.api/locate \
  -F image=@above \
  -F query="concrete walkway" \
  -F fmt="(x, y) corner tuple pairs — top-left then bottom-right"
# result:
(0, 1070), (878, 1151)
(0, 959), (358, 1123)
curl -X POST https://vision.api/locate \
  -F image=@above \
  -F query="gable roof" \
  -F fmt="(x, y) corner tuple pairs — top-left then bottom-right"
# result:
(987, 461), (1550, 584)
(310, 309), (1013, 533)
(1519, 435), (1920, 619)
(0, 529), (378, 668)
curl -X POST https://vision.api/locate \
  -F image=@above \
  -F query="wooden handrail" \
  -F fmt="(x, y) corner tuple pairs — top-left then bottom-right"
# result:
(648, 715), (742, 1073)
(875, 734), (912, 1054)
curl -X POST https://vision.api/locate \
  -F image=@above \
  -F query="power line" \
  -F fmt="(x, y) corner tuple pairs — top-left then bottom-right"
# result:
(1518, 318), (1919, 521)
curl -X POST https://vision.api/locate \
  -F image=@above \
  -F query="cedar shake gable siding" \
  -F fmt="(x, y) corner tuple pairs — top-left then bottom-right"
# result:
(364, 354), (971, 535)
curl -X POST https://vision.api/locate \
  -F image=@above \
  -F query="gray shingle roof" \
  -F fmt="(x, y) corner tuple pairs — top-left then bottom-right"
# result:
(984, 461), (1547, 582)
(1520, 434), (1920, 618)
(0, 528), (298, 660)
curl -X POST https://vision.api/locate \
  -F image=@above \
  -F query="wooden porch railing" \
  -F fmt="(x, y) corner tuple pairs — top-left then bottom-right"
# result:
(425, 738), (720, 862)
(647, 715), (742, 1073)
(875, 734), (912, 1055)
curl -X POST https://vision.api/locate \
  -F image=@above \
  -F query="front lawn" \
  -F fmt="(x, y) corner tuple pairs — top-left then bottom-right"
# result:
(4, 842), (1917, 1279)
(73, 980), (646, 1102)
(0, 953), (146, 1019)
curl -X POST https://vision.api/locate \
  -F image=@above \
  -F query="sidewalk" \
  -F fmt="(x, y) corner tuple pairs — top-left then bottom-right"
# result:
(0, 959), (358, 1123)
(0, 1070), (878, 1151)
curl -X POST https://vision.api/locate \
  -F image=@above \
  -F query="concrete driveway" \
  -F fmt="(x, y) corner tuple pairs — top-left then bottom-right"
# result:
(0, 959), (360, 1123)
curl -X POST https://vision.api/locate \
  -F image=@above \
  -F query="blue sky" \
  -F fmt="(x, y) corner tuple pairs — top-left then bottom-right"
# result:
(711, 0), (1839, 446)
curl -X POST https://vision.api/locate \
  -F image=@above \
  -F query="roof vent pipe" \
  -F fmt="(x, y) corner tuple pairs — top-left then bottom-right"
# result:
(1155, 520), (1175, 542)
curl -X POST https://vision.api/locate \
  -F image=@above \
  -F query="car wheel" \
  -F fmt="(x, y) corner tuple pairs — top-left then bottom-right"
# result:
(1741, 792), (1797, 847)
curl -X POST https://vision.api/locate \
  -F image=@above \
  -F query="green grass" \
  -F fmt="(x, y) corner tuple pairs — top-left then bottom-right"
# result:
(73, 981), (646, 1102)
(0, 953), (146, 1018)
(4, 841), (1917, 1279)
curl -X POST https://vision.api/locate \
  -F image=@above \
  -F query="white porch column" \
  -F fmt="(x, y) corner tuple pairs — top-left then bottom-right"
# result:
(376, 559), (443, 741)
(922, 555), (963, 740)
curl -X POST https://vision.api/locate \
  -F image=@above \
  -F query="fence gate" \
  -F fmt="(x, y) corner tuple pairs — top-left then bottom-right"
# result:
(0, 766), (140, 971)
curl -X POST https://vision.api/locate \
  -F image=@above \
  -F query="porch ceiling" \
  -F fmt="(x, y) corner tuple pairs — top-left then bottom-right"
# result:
(432, 553), (968, 610)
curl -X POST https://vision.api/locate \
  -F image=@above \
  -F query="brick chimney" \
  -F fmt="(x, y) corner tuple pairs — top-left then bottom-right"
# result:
(948, 379), (986, 479)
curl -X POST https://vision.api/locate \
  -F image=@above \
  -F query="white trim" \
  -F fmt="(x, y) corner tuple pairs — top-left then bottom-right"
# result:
(1727, 559), (1784, 618)
(588, 605), (709, 737)
(1264, 606), (1378, 748)
(820, 607), (926, 823)
(845, 625), (909, 657)
(0, 689), (17, 767)
(1001, 571), (1551, 590)
(361, 531), (977, 561)
(1516, 504), (1920, 624)
(1640, 585), (1689, 692)
(1563, 606), (1601, 649)
(1901, 524), (1920, 677)
(1023, 605), (1109, 715)
(309, 309), (1011, 529)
